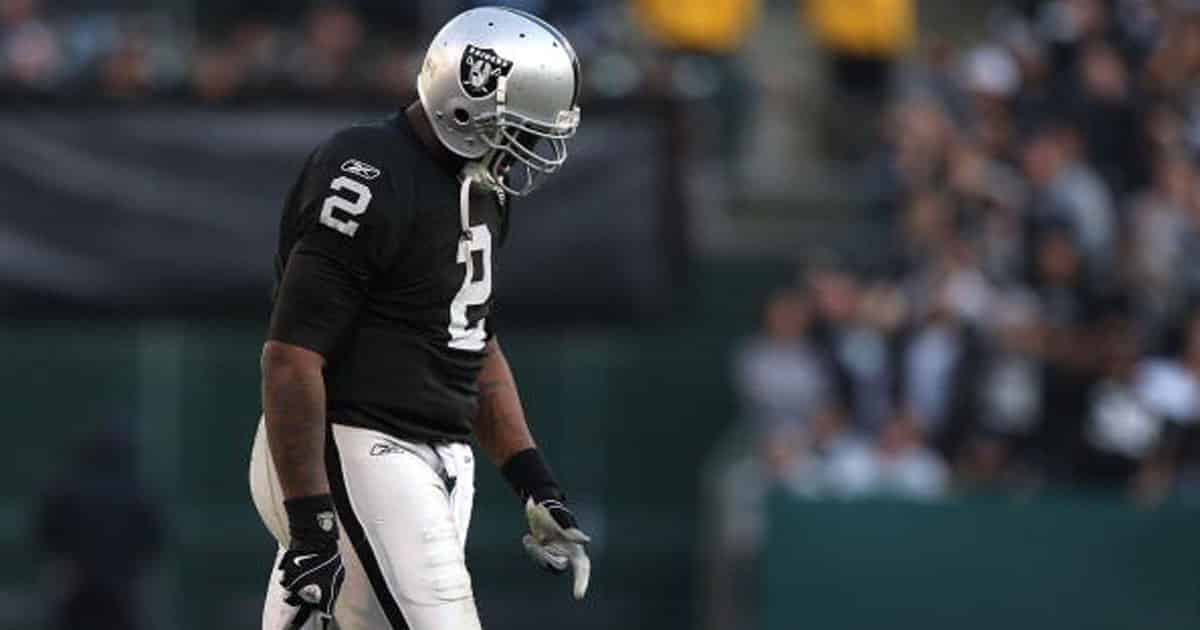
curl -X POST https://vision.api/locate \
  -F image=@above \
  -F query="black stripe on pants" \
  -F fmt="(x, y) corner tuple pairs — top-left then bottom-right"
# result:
(326, 429), (410, 630)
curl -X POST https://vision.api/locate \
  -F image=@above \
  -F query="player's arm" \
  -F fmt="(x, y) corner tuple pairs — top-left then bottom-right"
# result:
(261, 340), (329, 499)
(261, 247), (369, 627)
(264, 246), (369, 501)
(264, 131), (404, 504)
(262, 134), (403, 625)
(474, 337), (536, 465)
(475, 338), (592, 600)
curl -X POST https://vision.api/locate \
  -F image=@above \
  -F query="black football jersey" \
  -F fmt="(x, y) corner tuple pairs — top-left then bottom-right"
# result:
(267, 113), (504, 442)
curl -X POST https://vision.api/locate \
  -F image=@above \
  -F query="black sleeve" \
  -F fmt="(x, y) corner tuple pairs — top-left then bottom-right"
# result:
(267, 248), (367, 355)
(267, 127), (413, 355)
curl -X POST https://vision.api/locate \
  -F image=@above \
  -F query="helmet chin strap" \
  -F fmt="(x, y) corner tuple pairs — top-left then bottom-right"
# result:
(459, 171), (473, 241)
(459, 161), (505, 241)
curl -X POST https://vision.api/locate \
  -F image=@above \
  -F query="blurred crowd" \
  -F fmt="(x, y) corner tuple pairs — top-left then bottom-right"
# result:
(738, 0), (1200, 508)
(0, 0), (615, 103)
(0, 0), (765, 106)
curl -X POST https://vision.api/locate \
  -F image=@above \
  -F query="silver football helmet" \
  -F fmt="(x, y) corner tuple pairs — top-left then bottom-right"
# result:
(417, 7), (581, 196)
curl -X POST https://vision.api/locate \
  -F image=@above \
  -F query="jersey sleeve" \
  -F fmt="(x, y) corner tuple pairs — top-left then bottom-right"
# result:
(290, 127), (414, 276)
(267, 127), (414, 355)
(267, 249), (366, 355)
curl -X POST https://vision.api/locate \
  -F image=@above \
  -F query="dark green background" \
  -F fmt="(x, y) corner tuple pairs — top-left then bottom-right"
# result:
(765, 494), (1200, 630)
(4, 261), (792, 629)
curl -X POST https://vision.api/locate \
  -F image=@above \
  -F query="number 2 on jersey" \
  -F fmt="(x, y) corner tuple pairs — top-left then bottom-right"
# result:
(449, 225), (492, 351)
(319, 176), (372, 236)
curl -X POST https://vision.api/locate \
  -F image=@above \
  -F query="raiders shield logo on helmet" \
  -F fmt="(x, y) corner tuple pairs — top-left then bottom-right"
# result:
(460, 44), (514, 98)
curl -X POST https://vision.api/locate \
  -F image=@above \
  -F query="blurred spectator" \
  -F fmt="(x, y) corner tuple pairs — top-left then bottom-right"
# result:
(1002, 14), (1058, 134)
(898, 249), (991, 451)
(1135, 310), (1200, 502)
(1128, 151), (1198, 322)
(779, 404), (950, 501)
(98, 23), (151, 99)
(285, 5), (365, 95)
(1069, 40), (1143, 195)
(864, 97), (954, 217)
(957, 288), (1044, 489)
(781, 406), (874, 498)
(895, 189), (956, 275)
(1143, 7), (1200, 102)
(733, 288), (832, 435)
(36, 431), (164, 630)
(945, 140), (1030, 280)
(191, 41), (248, 103)
(963, 43), (1021, 105)
(1035, 0), (1111, 75)
(807, 266), (895, 432)
(1020, 122), (1115, 270)
(1080, 309), (1164, 488)
(868, 408), (952, 499)
(0, 0), (60, 92)
(1021, 222), (1101, 478)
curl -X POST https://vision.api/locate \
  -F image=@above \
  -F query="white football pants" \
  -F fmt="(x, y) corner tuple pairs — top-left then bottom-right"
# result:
(249, 418), (482, 630)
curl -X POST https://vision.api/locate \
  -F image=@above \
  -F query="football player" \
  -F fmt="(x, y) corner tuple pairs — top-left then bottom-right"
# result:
(247, 7), (589, 630)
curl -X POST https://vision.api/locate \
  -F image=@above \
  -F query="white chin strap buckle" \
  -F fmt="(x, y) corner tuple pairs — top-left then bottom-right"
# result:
(495, 76), (508, 105)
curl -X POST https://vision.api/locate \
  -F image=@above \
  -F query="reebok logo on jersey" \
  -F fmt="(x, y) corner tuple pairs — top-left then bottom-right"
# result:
(341, 158), (380, 180)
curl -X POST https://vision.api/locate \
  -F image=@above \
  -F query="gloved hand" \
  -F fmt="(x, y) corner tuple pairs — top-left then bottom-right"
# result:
(522, 495), (591, 600)
(280, 495), (345, 629)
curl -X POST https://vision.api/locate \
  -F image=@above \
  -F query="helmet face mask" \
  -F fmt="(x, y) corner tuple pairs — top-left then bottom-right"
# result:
(417, 7), (581, 197)
(477, 101), (578, 196)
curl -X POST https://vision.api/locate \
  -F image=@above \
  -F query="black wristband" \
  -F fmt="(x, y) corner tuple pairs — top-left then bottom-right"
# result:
(500, 448), (562, 502)
(284, 494), (339, 547)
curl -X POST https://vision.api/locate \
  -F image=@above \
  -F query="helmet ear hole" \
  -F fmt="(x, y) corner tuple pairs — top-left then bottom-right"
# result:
(452, 108), (471, 125)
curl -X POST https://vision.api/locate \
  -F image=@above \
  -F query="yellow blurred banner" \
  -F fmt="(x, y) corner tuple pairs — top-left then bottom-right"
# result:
(805, 0), (916, 57)
(634, 0), (761, 53)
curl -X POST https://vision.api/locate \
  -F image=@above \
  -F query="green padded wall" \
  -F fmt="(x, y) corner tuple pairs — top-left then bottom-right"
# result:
(764, 494), (1200, 630)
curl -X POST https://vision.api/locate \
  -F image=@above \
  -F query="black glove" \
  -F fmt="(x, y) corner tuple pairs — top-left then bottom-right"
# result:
(279, 495), (345, 629)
